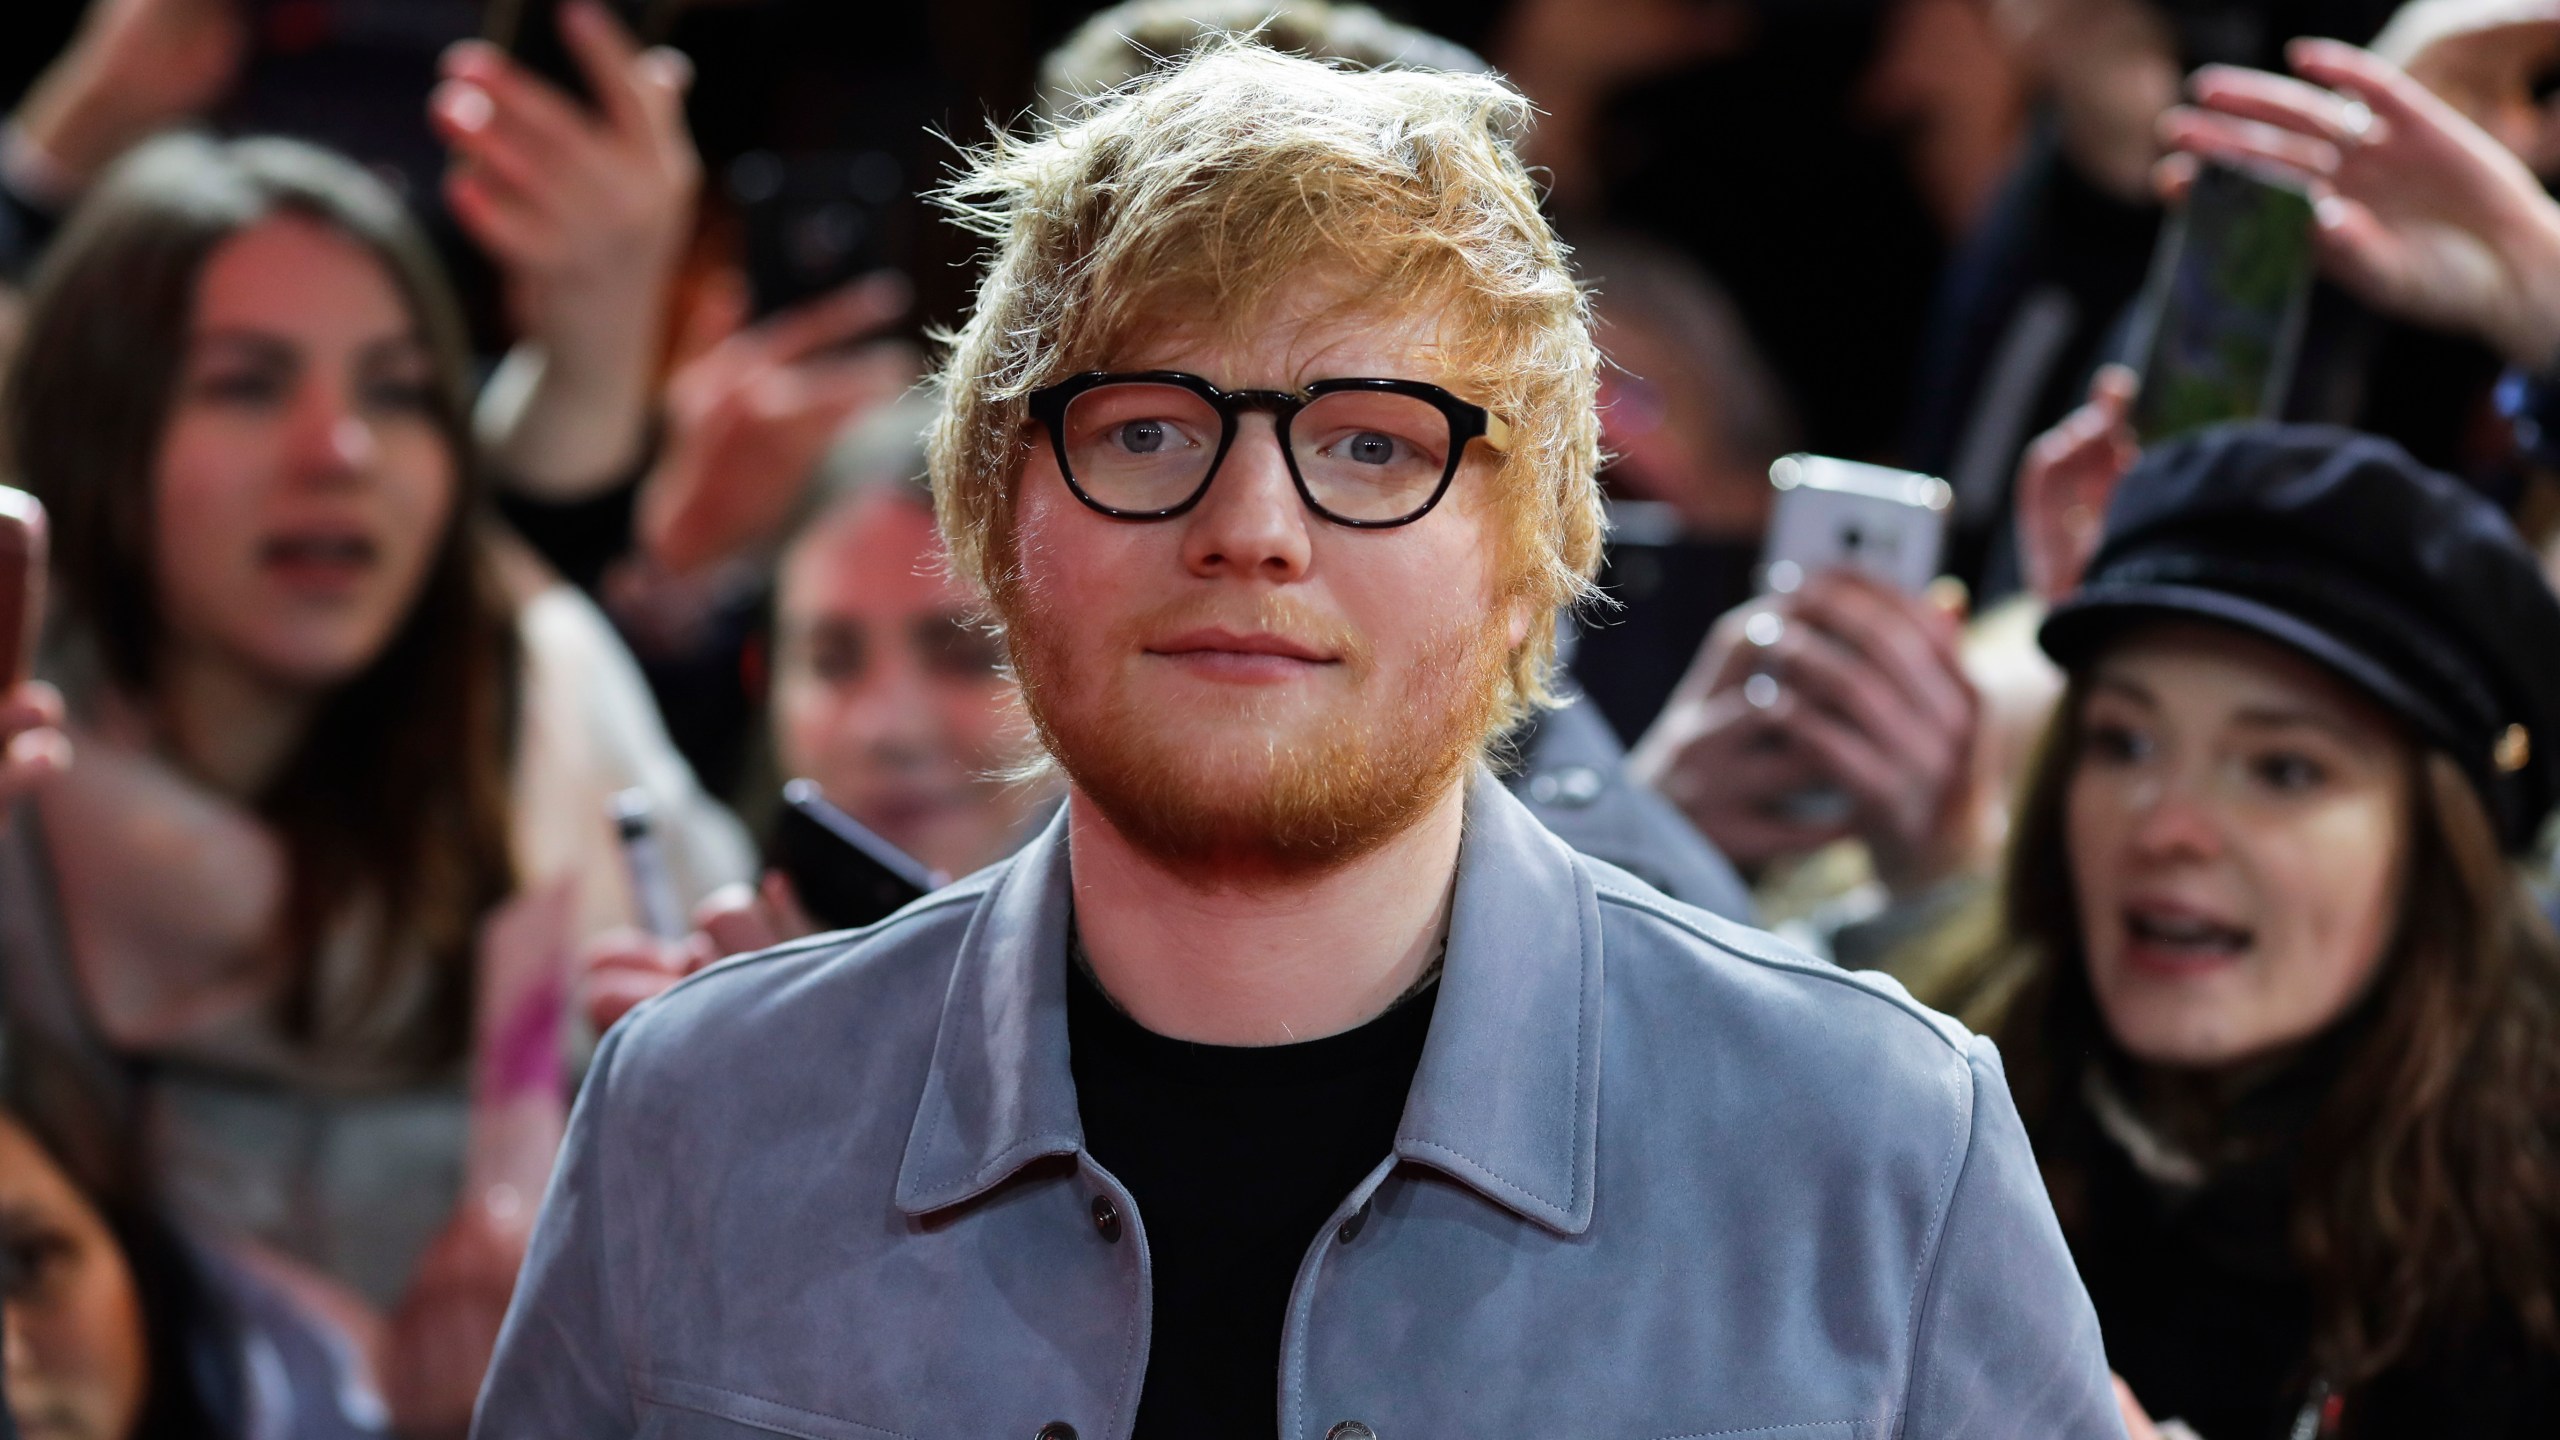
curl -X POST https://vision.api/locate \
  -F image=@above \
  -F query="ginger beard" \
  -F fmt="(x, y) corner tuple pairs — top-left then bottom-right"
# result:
(1001, 578), (1515, 880)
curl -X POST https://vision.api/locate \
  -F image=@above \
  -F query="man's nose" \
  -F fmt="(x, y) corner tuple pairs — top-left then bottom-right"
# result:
(1179, 416), (1312, 581)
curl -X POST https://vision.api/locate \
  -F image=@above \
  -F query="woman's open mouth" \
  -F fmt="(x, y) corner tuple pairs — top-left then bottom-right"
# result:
(261, 530), (380, 594)
(2121, 903), (2254, 971)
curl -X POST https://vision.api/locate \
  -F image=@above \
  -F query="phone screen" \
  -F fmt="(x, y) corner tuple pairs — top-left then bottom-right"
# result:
(482, 0), (666, 105)
(729, 150), (903, 318)
(768, 780), (936, 933)
(2131, 160), (2318, 443)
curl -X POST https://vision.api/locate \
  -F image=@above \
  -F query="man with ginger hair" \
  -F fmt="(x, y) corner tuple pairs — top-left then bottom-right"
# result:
(473, 40), (2120, 1440)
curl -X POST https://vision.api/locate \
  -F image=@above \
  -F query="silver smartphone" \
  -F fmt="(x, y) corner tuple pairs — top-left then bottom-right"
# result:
(1755, 456), (1952, 827)
(1758, 454), (1952, 596)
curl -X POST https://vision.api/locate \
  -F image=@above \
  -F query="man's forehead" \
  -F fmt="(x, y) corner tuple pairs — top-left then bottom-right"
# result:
(1097, 285), (1461, 388)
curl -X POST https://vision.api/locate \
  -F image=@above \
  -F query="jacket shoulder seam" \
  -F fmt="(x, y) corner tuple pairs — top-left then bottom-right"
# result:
(1589, 880), (1968, 1053)
(649, 884), (985, 1002)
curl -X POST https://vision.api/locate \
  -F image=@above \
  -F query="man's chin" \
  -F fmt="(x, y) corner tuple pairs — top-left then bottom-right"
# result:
(1052, 720), (1469, 880)
(1010, 596), (1511, 881)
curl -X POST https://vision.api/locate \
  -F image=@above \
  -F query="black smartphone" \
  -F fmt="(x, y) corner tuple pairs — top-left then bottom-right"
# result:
(769, 779), (936, 932)
(482, 0), (669, 106)
(728, 149), (903, 319)
(2130, 158), (2319, 443)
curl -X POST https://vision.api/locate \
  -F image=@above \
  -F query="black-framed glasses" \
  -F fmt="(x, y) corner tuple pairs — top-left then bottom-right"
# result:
(1026, 370), (1512, 528)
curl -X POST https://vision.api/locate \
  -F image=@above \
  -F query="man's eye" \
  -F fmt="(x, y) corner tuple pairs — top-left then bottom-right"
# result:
(1112, 419), (1185, 455)
(1338, 431), (1400, 466)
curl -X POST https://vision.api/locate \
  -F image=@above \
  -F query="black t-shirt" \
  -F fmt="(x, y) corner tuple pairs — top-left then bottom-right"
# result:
(1065, 956), (1436, 1438)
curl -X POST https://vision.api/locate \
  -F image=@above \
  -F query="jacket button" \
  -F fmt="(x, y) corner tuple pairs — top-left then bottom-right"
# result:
(1037, 1424), (1078, 1440)
(1326, 1423), (1376, 1440)
(1335, 1203), (1368, 1244)
(1090, 1196), (1121, 1243)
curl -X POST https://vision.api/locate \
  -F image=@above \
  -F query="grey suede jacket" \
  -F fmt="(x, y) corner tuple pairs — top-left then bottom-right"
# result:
(473, 772), (2124, 1440)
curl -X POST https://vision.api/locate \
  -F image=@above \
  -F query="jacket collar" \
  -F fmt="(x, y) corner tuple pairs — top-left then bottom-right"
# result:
(894, 768), (1605, 1236)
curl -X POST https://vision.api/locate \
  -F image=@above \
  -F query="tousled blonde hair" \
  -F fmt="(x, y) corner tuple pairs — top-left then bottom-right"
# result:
(925, 37), (1604, 725)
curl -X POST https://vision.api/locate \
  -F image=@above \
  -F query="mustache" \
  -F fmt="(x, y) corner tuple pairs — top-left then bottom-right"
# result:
(1119, 590), (1372, 668)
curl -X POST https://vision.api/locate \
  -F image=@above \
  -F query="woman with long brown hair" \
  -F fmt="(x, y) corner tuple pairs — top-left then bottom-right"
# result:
(0, 133), (749, 1435)
(1989, 423), (2560, 1438)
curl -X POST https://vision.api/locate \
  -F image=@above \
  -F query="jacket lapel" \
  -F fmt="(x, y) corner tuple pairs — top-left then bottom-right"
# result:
(893, 806), (1083, 1215)
(1394, 769), (1606, 1235)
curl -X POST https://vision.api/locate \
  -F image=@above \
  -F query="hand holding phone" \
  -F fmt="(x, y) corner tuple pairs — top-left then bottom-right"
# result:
(436, 0), (696, 301)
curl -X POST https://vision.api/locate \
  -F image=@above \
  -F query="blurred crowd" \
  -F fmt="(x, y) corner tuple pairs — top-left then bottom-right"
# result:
(2, 0), (2560, 1437)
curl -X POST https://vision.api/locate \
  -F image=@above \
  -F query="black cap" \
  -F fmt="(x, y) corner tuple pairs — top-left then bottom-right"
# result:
(2042, 423), (2560, 853)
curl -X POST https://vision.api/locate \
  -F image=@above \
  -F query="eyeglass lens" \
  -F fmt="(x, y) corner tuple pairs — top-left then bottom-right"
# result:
(1058, 382), (1456, 522)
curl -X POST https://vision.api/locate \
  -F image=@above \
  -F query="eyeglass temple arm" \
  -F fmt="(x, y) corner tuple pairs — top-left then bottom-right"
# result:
(1481, 413), (1513, 453)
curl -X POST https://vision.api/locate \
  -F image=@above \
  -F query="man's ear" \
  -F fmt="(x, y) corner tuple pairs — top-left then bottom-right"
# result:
(1504, 597), (1535, 650)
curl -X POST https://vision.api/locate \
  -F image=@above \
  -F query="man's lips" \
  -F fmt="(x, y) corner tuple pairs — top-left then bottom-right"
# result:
(1144, 627), (1338, 664)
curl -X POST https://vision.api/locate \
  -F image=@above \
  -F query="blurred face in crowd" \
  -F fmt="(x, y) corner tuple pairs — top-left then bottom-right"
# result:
(773, 487), (1041, 879)
(1, 1115), (146, 1440)
(1593, 323), (1768, 541)
(152, 214), (457, 694)
(1003, 285), (1529, 874)
(2066, 622), (2414, 1070)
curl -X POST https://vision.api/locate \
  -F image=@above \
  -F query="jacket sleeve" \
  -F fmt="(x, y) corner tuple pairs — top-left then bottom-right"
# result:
(472, 1022), (637, 1439)
(1901, 1035), (2127, 1440)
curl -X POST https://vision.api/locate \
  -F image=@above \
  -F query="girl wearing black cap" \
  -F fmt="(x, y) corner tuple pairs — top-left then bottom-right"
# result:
(1992, 422), (2560, 1439)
